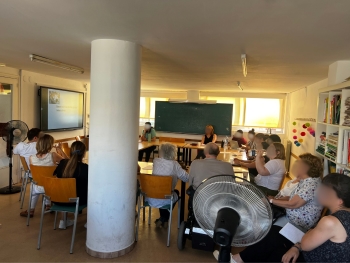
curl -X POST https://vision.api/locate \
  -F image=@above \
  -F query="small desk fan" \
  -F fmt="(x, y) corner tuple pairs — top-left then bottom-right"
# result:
(0, 120), (29, 194)
(193, 175), (273, 263)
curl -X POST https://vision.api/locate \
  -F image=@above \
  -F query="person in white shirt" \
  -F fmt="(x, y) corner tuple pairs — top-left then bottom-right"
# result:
(148, 143), (189, 228)
(13, 128), (42, 167)
(20, 134), (65, 218)
(254, 142), (286, 196)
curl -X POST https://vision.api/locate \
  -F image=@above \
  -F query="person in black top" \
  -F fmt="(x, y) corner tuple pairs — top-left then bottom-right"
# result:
(195, 125), (217, 159)
(54, 141), (88, 206)
(282, 173), (350, 263)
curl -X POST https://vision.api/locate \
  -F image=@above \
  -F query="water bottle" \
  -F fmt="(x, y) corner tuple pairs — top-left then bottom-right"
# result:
(224, 136), (228, 151)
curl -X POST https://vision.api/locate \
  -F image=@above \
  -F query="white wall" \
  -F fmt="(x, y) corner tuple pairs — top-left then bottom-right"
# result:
(286, 79), (328, 169)
(20, 70), (90, 140)
(0, 67), (90, 188)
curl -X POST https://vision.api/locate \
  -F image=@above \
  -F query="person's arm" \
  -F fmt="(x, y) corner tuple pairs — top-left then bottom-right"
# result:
(282, 216), (337, 263)
(188, 162), (196, 186)
(270, 194), (306, 209)
(175, 162), (189, 182)
(55, 143), (69, 159)
(201, 136), (205, 144)
(52, 152), (64, 164)
(212, 134), (217, 143)
(151, 129), (156, 142)
(13, 144), (20, 155)
(300, 216), (337, 251)
(239, 160), (256, 169)
(140, 130), (147, 141)
(255, 151), (270, 175)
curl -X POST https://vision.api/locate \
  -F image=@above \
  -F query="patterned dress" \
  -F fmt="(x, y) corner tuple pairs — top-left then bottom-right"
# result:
(303, 210), (350, 262)
(286, 177), (323, 230)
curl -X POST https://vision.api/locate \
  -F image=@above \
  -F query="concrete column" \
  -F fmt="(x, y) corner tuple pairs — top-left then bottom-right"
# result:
(86, 39), (141, 258)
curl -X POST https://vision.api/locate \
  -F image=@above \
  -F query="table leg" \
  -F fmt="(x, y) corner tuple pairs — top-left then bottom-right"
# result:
(177, 148), (181, 162)
(189, 149), (192, 165)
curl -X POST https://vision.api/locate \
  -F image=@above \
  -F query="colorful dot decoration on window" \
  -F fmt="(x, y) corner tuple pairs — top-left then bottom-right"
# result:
(292, 121), (315, 147)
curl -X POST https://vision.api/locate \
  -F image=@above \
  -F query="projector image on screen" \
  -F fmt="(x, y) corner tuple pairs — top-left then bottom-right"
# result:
(40, 86), (84, 131)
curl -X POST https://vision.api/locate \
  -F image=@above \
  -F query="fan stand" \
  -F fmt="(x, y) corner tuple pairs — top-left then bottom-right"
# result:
(0, 129), (21, 195)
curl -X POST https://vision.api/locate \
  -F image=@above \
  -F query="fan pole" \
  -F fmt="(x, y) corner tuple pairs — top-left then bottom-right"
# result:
(0, 128), (21, 194)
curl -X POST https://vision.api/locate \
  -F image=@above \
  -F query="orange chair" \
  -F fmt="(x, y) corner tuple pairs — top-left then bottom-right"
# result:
(37, 177), (85, 254)
(56, 142), (70, 157)
(135, 173), (181, 247)
(19, 156), (30, 209)
(159, 137), (186, 143)
(27, 165), (56, 226)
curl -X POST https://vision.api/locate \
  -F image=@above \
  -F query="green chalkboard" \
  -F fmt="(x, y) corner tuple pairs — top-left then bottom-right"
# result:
(154, 102), (233, 135)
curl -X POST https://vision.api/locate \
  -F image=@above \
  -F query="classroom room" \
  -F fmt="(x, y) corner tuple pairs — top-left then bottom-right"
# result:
(0, 1), (350, 262)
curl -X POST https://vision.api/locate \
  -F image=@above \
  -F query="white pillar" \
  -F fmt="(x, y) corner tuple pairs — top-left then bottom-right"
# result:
(86, 39), (141, 258)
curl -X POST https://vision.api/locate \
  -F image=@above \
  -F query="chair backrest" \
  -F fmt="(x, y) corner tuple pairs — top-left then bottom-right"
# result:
(75, 136), (81, 141)
(30, 165), (57, 186)
(159, 137), (185, 143)
(279, 172), (292, 190)
(139, 173), (173, 199)
(43, 177), (77, 203)
(20, 156), (29, 171)
(59, 142), (71, 157)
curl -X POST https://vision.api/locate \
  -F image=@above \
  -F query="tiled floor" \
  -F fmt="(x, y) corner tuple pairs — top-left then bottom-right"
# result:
(0, 181), (216, 262)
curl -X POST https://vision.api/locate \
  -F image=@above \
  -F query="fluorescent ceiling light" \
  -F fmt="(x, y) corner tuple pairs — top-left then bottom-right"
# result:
(29, 54), (84, 74)
(237, 81), (243, 91)
(241, 54), (247, 77)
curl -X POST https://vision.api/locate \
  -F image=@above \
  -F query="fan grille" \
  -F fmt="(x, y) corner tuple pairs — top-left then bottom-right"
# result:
(193, 175), (273, 247)
(1, 120), (28, 144)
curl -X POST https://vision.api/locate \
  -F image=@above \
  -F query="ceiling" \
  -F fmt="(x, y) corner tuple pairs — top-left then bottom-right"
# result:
(0, 0), (350, 93)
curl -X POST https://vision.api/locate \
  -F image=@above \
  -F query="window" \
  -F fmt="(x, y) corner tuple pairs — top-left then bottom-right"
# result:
(139, 97), (146, 118)
(139, 97), (168, 124)
(244, 98), (282, 128)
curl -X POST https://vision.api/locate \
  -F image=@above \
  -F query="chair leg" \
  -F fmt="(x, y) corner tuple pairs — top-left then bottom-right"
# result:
(27, 183), (33, 226)
(167, 200), (173, 247)
(37, 196), (46, 250)
(20, 172), (28, 209)
(19, 171), (26, 202)
(54, 211), (58, 230)
(63, 212), (67, 230)
(70, 206), (79, 254)
(135, 194), (142, 241)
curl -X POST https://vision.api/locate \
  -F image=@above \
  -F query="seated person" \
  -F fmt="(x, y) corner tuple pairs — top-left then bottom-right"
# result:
(195, 124), (217, 159)
(189, 143), (234, 190)
(282, 173), (350, 263)
(20, 134), (65, 218)
(267, 134), (282, 144)
(254, 142), (286, 196)
(214, 153), (323, 263)
(231, 130), (247, 147)
(138, 122), (156, 162)
(13, 128), (42, 167)
(234, 133), (268, 178)
(54, 141), (88, 228)
(244, 129), (256, 150)
(146, 143), (189, 228)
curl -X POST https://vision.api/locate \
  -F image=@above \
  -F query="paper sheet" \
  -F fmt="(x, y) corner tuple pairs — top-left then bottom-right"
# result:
(279, 222), (305, 243)
(142, 165), (153, 170)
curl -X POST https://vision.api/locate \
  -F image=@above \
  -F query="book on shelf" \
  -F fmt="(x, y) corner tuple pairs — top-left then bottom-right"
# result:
(323, 97), (328, 123)
(328, 95), (341, 124)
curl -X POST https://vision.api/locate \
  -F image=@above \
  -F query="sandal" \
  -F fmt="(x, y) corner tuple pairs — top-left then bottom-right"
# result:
(20, 210), (34, 218)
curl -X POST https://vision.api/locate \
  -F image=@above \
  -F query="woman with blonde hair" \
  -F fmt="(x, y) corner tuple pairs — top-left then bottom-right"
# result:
(20, 134), (65, 218)
(254, 142), (286, 196)
(148, 143), (189, 228)
(195, 125), (217, 159)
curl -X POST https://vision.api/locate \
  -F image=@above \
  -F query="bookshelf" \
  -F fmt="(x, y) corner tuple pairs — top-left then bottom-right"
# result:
(315, 80), (350, 176)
